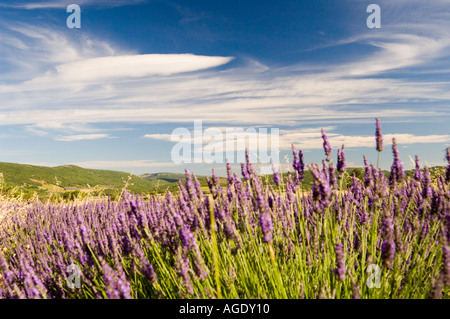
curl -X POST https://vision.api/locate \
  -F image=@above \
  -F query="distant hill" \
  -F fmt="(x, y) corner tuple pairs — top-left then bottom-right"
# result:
(0, 162), (162, 197)
(140, 172), (187, 184)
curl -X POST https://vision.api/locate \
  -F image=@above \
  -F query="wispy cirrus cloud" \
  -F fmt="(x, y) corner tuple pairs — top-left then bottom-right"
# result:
(55, 134), (115, 142)
(0, 0), (146, 10)
(25, 54), (233, 85)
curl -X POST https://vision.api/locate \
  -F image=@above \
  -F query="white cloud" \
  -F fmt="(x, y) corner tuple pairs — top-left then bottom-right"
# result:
(27, 54), (233, 85)
(0, 0), (145, 10)
(143, 134), (174, 141)
(0, 24), (117, 81)
(55, 134), (114, 142)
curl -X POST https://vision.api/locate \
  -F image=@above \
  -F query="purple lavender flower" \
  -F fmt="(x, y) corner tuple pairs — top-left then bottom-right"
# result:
(241, 162), (250, 180)
(352, 283), (360, 299)
(211, 169), (220, 186)
(292, 145), (299, 168)
(310, 163), (332, 209)
(175, 250), (194, 295)
(389, 138), (405, 187)
(422, 166), (432, 199)
(184, 169), (197, 200)
(206, 170), (221, 199)
(414, 155), (422, 182)
(420, 218), (429, 239)
(381, 236), (396, 269)
(142, 262), (158, 284)
(321, 128), (332, 162)
(226, 183), (234, 201)
(394, 221), (404, 254)
(226, 160), (234, 184)
(285, 172), (298, 195)
(375, 118), (383, 152)
(192, 250), (208, 281)
(329, 163), (337, 189)
(192, 174), (204, 199)
(380, 211), (396, 269)
(271, 161), (281, 186)
(101, 258), (131, 299)
(292, 144), (300, 184)
(363, 155), (373, 188)
(178, 180), (190, 202)
(373, 166), (387, 199)
(334, 243), (346, 281)
(179, 225), (199, 254)
(298, 150), (305, 180)
(336, 145), (346, 178)
(291, 146), (306, 185)
(245, 148), (255, 176)
(349, 172), (363, 202)
(79, 224), (91, 246)
(259, 211), (273, 243)
(132, 244), (158, 284)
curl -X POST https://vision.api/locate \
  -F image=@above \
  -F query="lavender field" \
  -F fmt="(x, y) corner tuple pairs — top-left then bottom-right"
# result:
(0, 120), (449, 299)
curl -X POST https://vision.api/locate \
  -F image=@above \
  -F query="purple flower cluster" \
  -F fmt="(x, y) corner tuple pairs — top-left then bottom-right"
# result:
(271, 160), (281, 186)
(334, 243), (346, 281)
(309, 163), (332, 210)
(381, 214), (396, 269)
(337, 145), (346, 179)
(389, 138), (405, 187)
(291, 145), (305, 185)
(375, 118), (383, 152)
(321, 128), (332, 163)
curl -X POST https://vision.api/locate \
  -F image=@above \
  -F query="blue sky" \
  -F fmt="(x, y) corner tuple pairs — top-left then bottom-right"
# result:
(0, 0), (449, 177)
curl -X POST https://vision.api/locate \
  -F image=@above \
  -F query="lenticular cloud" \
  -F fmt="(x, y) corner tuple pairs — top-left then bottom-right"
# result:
(50, 54), (234, 82)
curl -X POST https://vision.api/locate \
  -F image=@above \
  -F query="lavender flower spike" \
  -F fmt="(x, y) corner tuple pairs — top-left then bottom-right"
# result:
(291, 145), (305, 184)
(337, 145), (346, 178)
(321, 128), (332, 163)
(271, 160), (281, 186)
(334, 243), (346, 281)
(298, 150), (305, 180)
(381, 224), (396, 270)
(422, 166), (432, 199)
(413, 155), (422, 182)
(375, 118), (383, 152)
(226, 160), (233, 184)
(291, 144), (300, 184)
(389, 138), (404, 187)
(260, 212), (273, 243)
